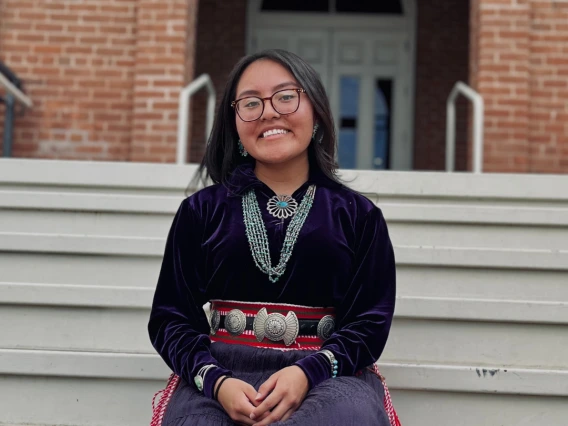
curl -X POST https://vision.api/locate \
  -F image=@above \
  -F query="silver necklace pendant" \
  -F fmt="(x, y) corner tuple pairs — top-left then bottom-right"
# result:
(266, 194), (298, 219)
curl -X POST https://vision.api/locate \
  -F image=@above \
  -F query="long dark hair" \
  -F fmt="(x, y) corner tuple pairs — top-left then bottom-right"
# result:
(194, 49), (340, 188)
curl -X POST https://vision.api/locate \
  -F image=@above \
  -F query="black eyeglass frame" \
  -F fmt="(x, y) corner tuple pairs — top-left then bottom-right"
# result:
(231, 88), (306, 122)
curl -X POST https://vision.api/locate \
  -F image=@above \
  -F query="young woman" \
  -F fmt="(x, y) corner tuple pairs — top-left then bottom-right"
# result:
(148, 49), (397, 426)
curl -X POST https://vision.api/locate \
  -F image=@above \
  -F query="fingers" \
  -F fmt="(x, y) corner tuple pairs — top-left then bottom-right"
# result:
(233, 413), (256, 426)
(252, 400), (293, 426)
(232, 393), (260, 425)
(255, 374), (278, 402)
(242, 383), (261, 407)
(251, 410), (271, 423)
(236, 391), (257, 412)
(217, 379), (260, 424)
(250, 392), (280, 421)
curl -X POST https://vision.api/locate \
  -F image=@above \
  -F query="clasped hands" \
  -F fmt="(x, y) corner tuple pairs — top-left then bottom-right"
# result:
(215, 366), (309, 426)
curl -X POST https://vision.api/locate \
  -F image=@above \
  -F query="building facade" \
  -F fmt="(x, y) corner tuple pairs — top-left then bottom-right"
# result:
(0, 0), (567, 173)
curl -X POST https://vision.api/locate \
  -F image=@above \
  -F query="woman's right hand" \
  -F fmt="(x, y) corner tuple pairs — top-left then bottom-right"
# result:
(215, 377), (269, 425)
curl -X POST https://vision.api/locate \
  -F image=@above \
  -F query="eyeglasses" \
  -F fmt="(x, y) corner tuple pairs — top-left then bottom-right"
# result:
(231, 88), (306, 122)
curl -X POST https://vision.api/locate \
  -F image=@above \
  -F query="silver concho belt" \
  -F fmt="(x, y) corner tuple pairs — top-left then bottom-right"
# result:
(210, 307), (335, 346)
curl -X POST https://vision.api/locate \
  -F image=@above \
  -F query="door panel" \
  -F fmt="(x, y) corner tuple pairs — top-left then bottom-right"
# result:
(337, 76), (360, 169)
(331, 31), (406, 169)
(254, 29), (330, 90)
(373, 79), (393, 170)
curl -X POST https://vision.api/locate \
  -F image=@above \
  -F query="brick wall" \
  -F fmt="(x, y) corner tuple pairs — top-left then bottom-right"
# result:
(2, 0), (567, 172)
(0, 0), (196, 162)
(471, 0), (568, 173)
(414, 0), (471, 171)
(0, 0), (138, 159)
(528, 1), (568, 172)
(188, 0), (247, 163)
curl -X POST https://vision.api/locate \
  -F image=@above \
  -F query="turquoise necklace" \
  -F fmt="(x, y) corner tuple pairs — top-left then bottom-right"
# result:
(242, 185), (316, 283)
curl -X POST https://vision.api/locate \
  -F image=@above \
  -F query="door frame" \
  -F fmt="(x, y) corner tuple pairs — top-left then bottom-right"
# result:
(246, 0), (416, 170)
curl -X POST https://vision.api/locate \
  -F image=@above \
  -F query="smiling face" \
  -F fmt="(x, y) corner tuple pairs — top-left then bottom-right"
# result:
(234, 59), (315, 166)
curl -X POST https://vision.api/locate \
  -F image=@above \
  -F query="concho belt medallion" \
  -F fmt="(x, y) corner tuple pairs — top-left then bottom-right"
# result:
(225, 309), (247, 336)
(317, 315), (335, 341)
(210, 309), (220, 335)
(253, 308), (299, 346)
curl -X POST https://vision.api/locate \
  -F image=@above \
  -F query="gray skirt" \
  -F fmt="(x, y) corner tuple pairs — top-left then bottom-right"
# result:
(162, 342), (390, 426)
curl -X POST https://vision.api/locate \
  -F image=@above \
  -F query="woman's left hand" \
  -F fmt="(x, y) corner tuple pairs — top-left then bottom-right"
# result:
(249, 366), (309, 425)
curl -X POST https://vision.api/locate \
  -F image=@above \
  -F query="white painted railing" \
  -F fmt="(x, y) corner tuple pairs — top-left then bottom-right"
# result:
(1, 159), (567, 426)
(176, 74), (215, 165)
(446, 81), (484, 173)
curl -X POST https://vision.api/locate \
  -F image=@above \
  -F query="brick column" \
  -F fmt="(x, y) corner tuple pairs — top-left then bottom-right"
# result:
(470, 0), (531, 172)
(130, 0), (198, 162)
(189, 0), (247, 163)
(414, 0), (470, 171)
(527, 1), (568, 173)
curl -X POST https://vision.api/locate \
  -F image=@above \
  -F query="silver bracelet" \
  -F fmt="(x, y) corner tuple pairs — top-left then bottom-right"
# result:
(194, 364), (218, 392)
(318, 349), (338, 378)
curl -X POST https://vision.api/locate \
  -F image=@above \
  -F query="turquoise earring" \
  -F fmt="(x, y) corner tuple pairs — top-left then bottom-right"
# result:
(312, 123), (323, 143)
(238, 140), (248, 157)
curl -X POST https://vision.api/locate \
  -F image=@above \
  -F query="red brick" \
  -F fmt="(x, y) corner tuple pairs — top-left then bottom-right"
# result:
(35, 23), (64, 31)
(19, 12), (48, 20)
(50, 35), (77, 44)
(67, 25), (97, 33)
(33, 45), (63, 54)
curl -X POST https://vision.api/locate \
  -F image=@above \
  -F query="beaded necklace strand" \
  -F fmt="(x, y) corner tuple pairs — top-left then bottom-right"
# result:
(242, 185), (316, 283)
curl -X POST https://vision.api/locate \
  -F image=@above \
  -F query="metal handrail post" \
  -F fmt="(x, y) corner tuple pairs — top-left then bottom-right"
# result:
(176, 74), (216, 165)
(1, 71), (33, 158)
(2, 94), (15, 157)
(446, 81), (485, 173)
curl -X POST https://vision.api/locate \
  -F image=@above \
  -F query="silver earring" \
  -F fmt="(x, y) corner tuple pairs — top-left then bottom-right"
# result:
(238, 140), (248, 157)
(312, 123), (323, 143)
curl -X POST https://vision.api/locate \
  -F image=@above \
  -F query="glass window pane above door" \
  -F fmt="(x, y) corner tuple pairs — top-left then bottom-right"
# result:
(261, 0), (329, 12)
(338, 76), (359, 169)
(373, 79), (393, 170)
(261, 0), (404, 14)
(335, 0), (404, 14)
(338, 76), (394, 170)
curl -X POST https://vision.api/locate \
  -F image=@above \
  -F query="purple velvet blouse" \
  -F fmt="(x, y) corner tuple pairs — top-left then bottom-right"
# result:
(148, 163), (396, 399)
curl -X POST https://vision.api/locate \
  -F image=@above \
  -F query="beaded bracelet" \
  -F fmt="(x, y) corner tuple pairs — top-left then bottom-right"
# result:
(318, 349), (338, 378)
(214, 376), (231, 401)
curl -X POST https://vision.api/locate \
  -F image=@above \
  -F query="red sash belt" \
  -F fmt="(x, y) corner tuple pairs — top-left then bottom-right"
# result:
(209, 300), (335, 351)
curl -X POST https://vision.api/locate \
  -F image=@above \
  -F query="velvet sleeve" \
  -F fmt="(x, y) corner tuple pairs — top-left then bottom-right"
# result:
(148, 198), (232, 399)
(294, 207), (396, 389)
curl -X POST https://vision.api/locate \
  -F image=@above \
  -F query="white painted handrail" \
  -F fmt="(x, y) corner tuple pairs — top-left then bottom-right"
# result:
(176, 74), (215, 165)
(446, 82), (484, 173)
(0, 72), (32, 108)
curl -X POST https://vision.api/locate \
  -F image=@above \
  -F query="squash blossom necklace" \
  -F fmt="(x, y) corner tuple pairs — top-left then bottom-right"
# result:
(242, 185), (316, 283)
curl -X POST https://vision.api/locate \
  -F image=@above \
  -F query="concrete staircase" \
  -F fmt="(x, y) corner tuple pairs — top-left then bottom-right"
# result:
(1, 159), (567, 425)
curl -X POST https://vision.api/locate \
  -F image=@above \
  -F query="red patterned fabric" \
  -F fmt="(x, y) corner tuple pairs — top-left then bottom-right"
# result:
(150, 374), (180, 426)
(369, 364), (402, 426)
